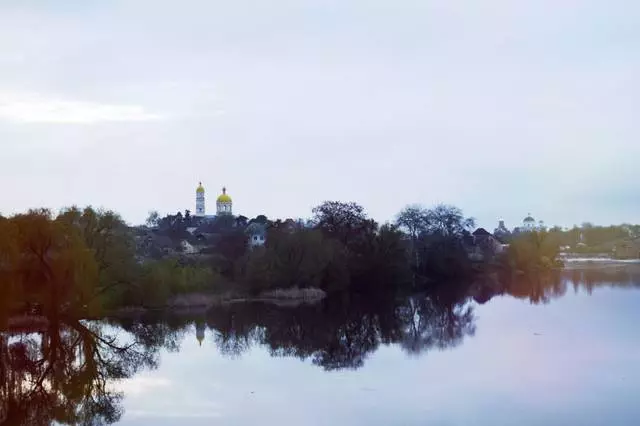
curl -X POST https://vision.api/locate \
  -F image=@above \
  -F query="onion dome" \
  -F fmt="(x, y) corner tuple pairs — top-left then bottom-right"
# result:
(217, 187), (232, 203)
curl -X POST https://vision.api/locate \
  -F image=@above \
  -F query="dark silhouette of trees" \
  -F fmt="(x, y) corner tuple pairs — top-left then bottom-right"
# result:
(212, 228), (248, 279)
(396, 205), (428, 241)
(396, 204), (475, 281)
(0, 314), (177, 425)
(312, 201), (374, 247)
(233, 201), (477, 296)
(155, 213), (186, 241)
(252, 215), (268, 225)
(424, 204), (475, 237)
(238, 228), (334, 293)
(0, 209), (100, 318)
(347, 224), (412, 295)
(235, 215), (249, 228)
(145, 210), (160, 228)
(397, 205), (428, 268)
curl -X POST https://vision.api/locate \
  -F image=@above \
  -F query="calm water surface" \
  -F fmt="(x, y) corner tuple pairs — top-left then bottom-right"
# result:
(3, 267), (640, 425)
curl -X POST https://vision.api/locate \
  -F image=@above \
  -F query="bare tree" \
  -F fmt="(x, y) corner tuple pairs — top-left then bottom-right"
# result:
(145, 210), (160, 227)
(396, 205), (428, 241)
(424, 204), (475, 237)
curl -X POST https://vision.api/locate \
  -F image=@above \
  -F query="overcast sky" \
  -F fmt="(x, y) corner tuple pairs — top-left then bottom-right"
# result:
(1, 0), (638, 228)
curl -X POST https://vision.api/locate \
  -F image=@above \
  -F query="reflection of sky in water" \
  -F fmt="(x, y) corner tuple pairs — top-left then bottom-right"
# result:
(117, 287), (640, 426)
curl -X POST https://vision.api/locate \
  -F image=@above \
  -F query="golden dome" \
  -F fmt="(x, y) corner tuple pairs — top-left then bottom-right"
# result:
(217, 187), (232, 203)
(196, 182), (205, 193)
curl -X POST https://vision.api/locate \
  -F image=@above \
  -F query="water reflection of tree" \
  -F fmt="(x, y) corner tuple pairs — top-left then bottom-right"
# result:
(114, 315), (190, 356)
(205, 308), (262, 358)
(201, 266), (640, 370)
(0, 317), (178, 425)
(500, 265), (640, 305)
(310, 311), (379, 370)
(396, 296), (475, 355)
(203, 291), (477, 370)
(202, 266), (640, 367)
(505, 273), (566, 304)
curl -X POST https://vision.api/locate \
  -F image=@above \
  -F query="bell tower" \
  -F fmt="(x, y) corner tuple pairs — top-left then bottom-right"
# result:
(195, 182), (205, 216)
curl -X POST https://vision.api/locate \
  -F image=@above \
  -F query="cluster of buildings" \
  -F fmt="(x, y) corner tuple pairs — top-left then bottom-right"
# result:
(518, 214), (546, 233)
(192, 182), (268, 248)
(465, 214), (548, 261)
(492, 213), (546, 240)
(139, 182), (555, 261)
(192, 183), (550, 258)
(134, 182), (268, 259)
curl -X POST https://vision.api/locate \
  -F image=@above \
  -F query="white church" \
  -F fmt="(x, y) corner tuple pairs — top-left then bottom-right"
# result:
(195, 182), (233, 217)
(193, 182), (265, 247)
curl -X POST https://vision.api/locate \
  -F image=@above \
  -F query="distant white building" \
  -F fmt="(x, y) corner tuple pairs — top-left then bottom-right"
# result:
(194, 182), (233, 217)
(246, 222), (267, 248)
(520, 214), (545, 232)
(523, 213), (536, 231)
(216, 187), (233, 216)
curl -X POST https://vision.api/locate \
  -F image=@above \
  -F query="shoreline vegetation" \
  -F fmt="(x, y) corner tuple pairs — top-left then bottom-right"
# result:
(2, 201), (638, 327)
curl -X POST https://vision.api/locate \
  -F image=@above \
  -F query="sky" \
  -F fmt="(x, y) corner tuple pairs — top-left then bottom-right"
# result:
(1, 0), (639, 229)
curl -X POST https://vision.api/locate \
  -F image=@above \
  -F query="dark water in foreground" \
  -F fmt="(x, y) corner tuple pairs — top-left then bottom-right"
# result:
(2, 266), (640, 425)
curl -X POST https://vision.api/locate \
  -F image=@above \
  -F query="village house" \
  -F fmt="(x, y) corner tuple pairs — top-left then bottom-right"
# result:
(465, 228), (506, 261)
(246, 222), (267, 249)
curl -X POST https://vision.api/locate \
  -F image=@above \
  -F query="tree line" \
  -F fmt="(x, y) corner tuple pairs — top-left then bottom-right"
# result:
(0, 207), (214, 321)
(1, 201), (567, 320)
(496, 221), (640, 253)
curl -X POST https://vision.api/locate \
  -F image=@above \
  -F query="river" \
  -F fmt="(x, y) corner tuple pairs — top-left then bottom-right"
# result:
(2, 265), (640, 425)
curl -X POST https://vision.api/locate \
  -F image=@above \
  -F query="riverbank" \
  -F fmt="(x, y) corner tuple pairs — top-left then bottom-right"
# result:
(1, 287), (328, 330)
(560, 253), (640, 270)
(106, 287), (327, 317)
